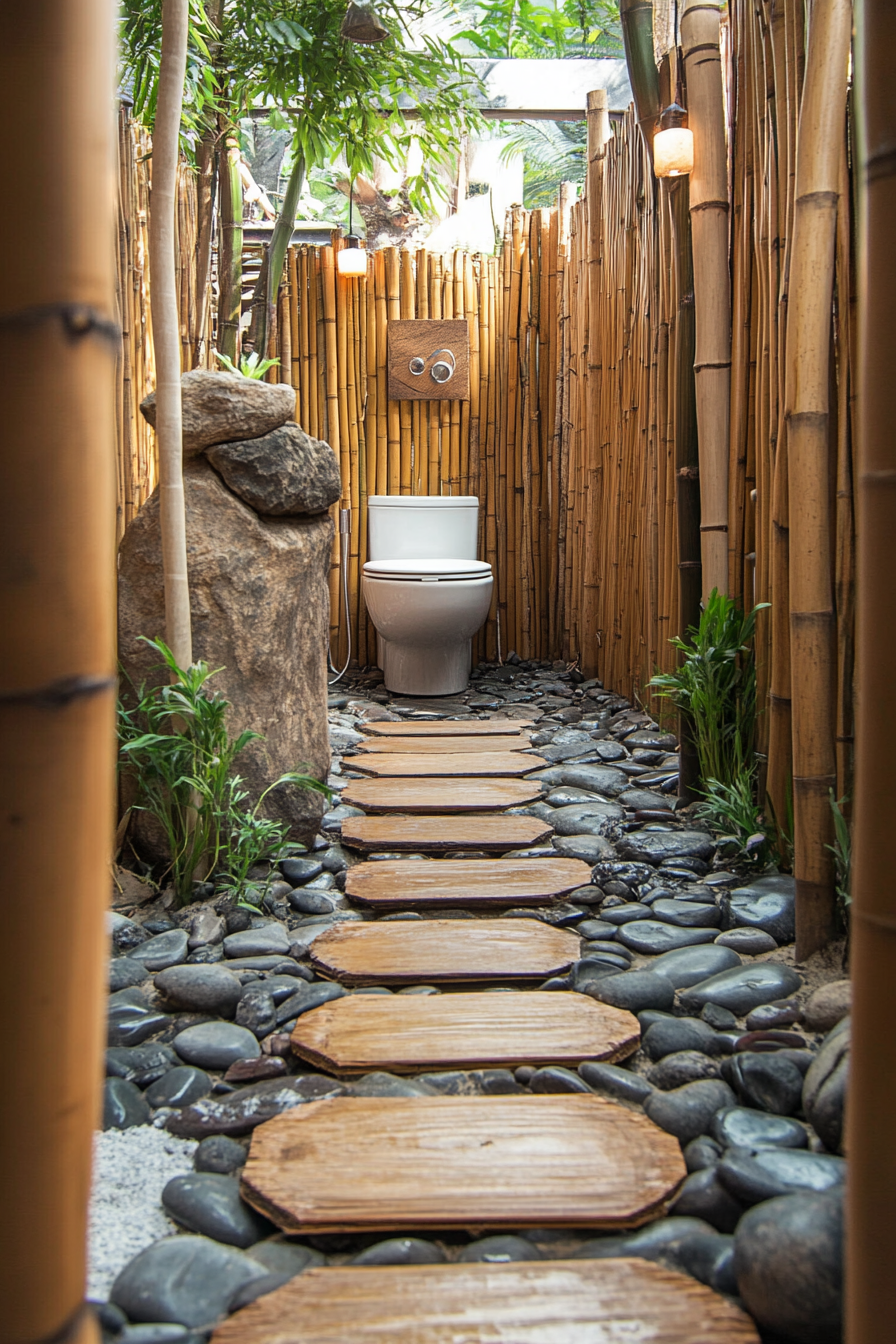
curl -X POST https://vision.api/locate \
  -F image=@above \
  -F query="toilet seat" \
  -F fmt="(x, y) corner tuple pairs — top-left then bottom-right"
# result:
(363, 558), (492, 583)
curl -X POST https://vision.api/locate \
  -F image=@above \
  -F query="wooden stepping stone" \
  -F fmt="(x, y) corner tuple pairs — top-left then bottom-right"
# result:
(310, 918), (581, 985)
(345, 857), (592, 909)
(342, 814), (554, 853)
(290, 991), (639, 1075)
(210, 1259), (760, 1344)
(342, 778), (544, 813)
(361, 719), (533, 736)
(349, 752), (547, 778)
(355, 734), (532, 754)
(239, 1094), (687, 1233)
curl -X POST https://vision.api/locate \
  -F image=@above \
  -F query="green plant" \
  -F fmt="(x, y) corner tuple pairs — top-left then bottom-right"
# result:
(214, 350), (281, 379)
(650, 590), (769, 789)
(697, 774), (778, 867)
(827, 790), (851, 923)
(119, 637), (329, 904)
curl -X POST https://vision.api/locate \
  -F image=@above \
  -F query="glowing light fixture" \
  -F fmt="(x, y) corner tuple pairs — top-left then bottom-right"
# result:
(653, 102), (694, 178)
(336, 177), (368, 279)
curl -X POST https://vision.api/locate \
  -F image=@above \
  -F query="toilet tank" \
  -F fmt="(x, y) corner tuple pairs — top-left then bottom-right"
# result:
(367, 495), (480, 562)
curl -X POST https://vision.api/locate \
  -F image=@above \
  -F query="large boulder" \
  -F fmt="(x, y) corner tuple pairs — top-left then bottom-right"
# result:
(140, 370), (296, 457)
(207, 423), (341, 516)
(118, 458), (332, 847)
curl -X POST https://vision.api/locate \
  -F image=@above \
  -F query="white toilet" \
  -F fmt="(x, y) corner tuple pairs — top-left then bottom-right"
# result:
(361, 495), (493, 696)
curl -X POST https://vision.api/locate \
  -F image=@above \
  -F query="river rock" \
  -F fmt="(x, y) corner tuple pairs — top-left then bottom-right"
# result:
(648, 945), (742, 990)
(618, 790), (674, 812)
(206, 422), (340, 517)
(167, 1074), (345, 1138)
(663, 1230), (737, 1294)
(642, 1017), (724, 1060)
(145, 1067), (212, 1109)
(557, 764), (630, 795)
(549, 803), (623, 835)
(118, 458), (331, 849)
(280, 856), (324, 885)
(679, 962), (803, 1016)
(111, 1234), (268, 1327)
(718, 1147), (846, 1205)
(107, 999), (170, 1049)
(194, 1136), (248, 1175)
(599, 903), (653, 924)
(734, 1191), (843, 1343)
(551, 834), (614, 863)
(103, 1078), (151, 1130)
(352, 1237), (447, 1266)
(128, 930), (189, 972)
(172, 1022), (261, 1070)
(459, 1235), (541, 1263)
(714, 927), (778, 955)
(669, 1166), (745, 1234)
(109, 957), (151, 992)
(684, 1137), (723, 1172)
(247, 1238), (325, 1277)
(711, 1106), (808, 1151)
(529, 1066), (593, 1094)
(617, 921), (718, 955)
(647, 1051), (722, 1090)
(650, 899), (721, 929)
(618, 830), (716, 865)
(106, 1042), (179, 1086)
(235, 986), (278, 1038)
(721, 1052), (804, 1115)
(577, 1061), (654, 1105)
(162, 1173), (273, 1248)
(644, 1079), (737, 1144)
(801, 980), (851, 1033)
(587, 970), (675, 1013)
(802, 1019), (849, 1153)
(140, 370), (295, 457)
(223, 924), (290, 958)
(573, 1217), (716, 1262)
(593, 860), (656, 888)
(720, 874), (796, 944)
(153, 964), (242, 1017)
(275, 981), (347, 1024)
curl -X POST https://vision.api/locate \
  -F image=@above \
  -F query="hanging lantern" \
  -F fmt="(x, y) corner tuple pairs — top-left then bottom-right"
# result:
(340, 2), (389, 44)
(337, 235), (368, 278)
(653, 102), (694, 178)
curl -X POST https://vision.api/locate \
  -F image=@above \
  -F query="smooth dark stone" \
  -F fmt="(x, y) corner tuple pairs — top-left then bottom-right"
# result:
(350, 1072), (439, 1098)
(587, 970), (675, 1013)
(573, 1217), (716, 1261)
(172, 1022), (261, 1070)
(279, 857), (324, 884)
(235, 986), (278, 1038)
(549, 803), (622, 836)
(715, 927), (778, 955)
(577, 1061), (654, 1105)
(735, 1028), (807, 1053)
(647, 1051), (722, 1090)
(106, 1043), (179, 1087)
(352, 1237), (446, 1266)
(721, 1052), (804, 1115)
(651, 899), (721, 929)
(186, 944), (225, 965)
(117, 1325), (194, 1343)
(224, 924), (290, 958)
(722, 874), (796, 944)
(624, 729), (678, 750)
(194, 1135), (247, 1174)
(145, 1067), (212, 1109)
(575, 920), (620, 941)
(459, 1235), (542, 1263)
(108, 1001), (171, 1049)
(618, 830), (715, 865)
(551, 834), (614, 863)
(617, 921), (718, 955)
(679, 962), (803, 1016)
(718, 1146), (846, 1205)
(162, 1173), (272, 1248)
(153, 964), (242, 1017)
(225, 1056), (288, 1083)
(473, 1069), (526, 1095)
(227, 1271), (293, 1312)
(416, 1071), (481, 1096)
(320, 804), (365, 832)
(103, 1077), (151, 1130)
(529, 1066), (593, 1094)
(593, 860), (657, 887)
(246, 1238), (325, 1277)
(802, 1019), (849, 1153)
(664, 1231), (737, 1295)
(637, 1009), (675, 1031)
(660, 855), (708, 876)
(745, 1001), (801, 1031)
(288, 890), (336, 915)
(275, 980), (347, 1024)
(558, 764), (630, 795)
(128, 930), (189, 971)
(618, 789), (673, 812)
(669, 1165), (746, 1234)
(734, 1191), (843, 1344)
(644, 1079), (737, 1144)
(684, 1136), (723, 1172)
(579, 949), (632, 971)
(643, 1017), (724, 1061)
(110, 1235), (268, 1327)
(599, 903), (653, 925)
(701, 1002), (738, 1030)
(711, 1106), (808, 1151)
(109, 958), (150, 992)
(546, 786), (608, 806)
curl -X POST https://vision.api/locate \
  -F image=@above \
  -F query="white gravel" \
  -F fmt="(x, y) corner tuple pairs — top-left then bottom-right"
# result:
(87, 1126), (197, 1302)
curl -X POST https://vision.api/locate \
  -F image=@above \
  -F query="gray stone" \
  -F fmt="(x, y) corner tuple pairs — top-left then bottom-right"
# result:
(224, 924), (290, 958)
(593, 860), (656, 888)
(140, 369), (295, 457)
(573, 1217), (715, 1262)
(714, 927), (778, 955)
(577, 1061), (653, 1105)
(185, 906), (226, 950)
(162, 1173), (272, 1247)
(275, 980), (347, 1024)
(235, 986), (278, 1038)
(172, 1022), (261, 1070)
(207, 423), (341, 517)
(529, 1066), (593, 1094)
(110, 957), (151, 992)
(352, 1238), (446, 1266)
(718, 1147), (846, 1205)
(644, 1079), (737, 1144)
(280, 856), (324, 884)
(721, 874), (796, 944)
(647, 945), (743, 991)
(153, 964), (243, 1017)
(734, 1191), (843, 1344)
(617, 921), (719, 956)
(650, 899), (721, 929)
(321, 804), (365, 833)
(107, 1000), (170, 1049)
(684, 1137), (723, 1173)
(647, 1051), (722, 1090)
(551, 834), (614, 863)
(575, 920), (620, 941)
(111, 1234), (268, 1327)
(194, 1135), (248, 1174)
(539, 733), (600, 762)
(600, 903), (653, 925)
(128, 930), (189, 971)
(546, 787), (607, 806)
(711, 1106), (808, 1151)
(106, 1043), (179, 1087)
(802, 1019), (849, 1153)
(587, 970), (675, 1014)
(350, 1072), (439, 1098)
(459, 1235), (542, 1263)
(618, 830), (715, 865)
(288, 889), (335, 915)
(557, 764), (630, 795)
(701, 1002), (738, 1030)
(721, 1052), (804, 1115)
(679, 962), (803, 1016)
(618, 790), (674, 811)
(168, 1074), (346, 1138)
(624, 730), (678, 750)
(145, 1067), (212, 1109)
(643, 1017), (724, 1061)
(117, 1326), (193, 1344)
(801, 980), (851, 1033)
(662, 1230), (737, 1295)
(103, 1078), (151, 1130)
(669, 1166), (745, 1234)
(549, 803), (623, 835)
(247, 1238), (324, 1276)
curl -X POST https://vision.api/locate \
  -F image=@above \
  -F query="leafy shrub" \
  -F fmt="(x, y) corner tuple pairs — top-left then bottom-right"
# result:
(214, 350), (281, 380)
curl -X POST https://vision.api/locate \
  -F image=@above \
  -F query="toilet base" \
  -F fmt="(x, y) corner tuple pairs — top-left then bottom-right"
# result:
(380, 637), (472, 696)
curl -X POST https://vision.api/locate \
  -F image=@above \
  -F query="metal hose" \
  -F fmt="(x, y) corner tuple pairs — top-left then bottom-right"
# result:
(328, 508), (352, 684)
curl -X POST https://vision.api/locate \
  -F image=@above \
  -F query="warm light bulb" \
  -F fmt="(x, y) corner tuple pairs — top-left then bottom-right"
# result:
(654, 126), (694, 178)
(336, 240), (368, 278)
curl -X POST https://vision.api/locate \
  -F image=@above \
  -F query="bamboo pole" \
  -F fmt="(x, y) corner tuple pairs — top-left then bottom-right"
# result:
(0, 2), (116, 1341)
(849, 5), (896, 1335)
(150, 0), (192, 669)
(785, 0), (852, 957)
(216, 131), (243, 364)
(681, 0), (731, 601)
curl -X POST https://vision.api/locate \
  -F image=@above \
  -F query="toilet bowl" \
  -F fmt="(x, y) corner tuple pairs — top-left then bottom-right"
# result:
(361, 496), (493, 696)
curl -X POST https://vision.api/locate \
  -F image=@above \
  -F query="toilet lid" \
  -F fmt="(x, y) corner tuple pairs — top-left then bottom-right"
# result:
(363, 558), (492, 582)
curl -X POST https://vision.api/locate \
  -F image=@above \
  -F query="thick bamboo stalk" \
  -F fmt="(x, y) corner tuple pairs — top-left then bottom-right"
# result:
(150, 0), (192, 669)
(217, 132), (243, 364)
(785, 0), (852, 957)
(0, 2), (116, 1340)
(682, 0), (731, 601)
(850, 7), (896, 1335)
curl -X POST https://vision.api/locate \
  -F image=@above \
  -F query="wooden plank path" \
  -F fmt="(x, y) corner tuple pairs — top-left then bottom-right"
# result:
(342, 778), (544, 813)
(210, 1260), (761, 1344)
(349, 751), (547, 778)
(361, 719), (534, 736)
(345, 857), (592, 908)
(341, 813), (554, 853)
(290, 991), (640, 1075)
(354, 734), (533, 753)
(310, 919), (581, 985)
(240, 1095), (687, 1233)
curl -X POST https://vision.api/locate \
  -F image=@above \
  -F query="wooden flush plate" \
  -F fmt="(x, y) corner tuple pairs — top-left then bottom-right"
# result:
(387, 319), (470, 400)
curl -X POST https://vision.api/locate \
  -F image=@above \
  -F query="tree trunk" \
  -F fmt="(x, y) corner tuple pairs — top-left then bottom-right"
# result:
(216, 131), (243, 364)
(247, 151), (306, 359)
(849, 2), (896, 1336)
(0, 2), (117, 1341)
(785, 0), (852, 958)
(681, 0), (731, 601)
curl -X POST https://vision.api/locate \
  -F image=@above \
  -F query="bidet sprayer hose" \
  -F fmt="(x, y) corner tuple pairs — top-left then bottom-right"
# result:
(328, 508), (353, 684)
